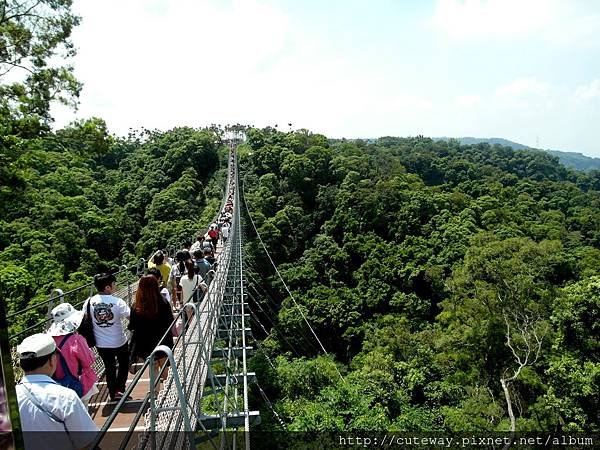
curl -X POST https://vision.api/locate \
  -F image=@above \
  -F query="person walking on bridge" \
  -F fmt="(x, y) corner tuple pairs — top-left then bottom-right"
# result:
(190, 235), (203, 254)
(208, 226), (219, 250)
(148, 267), (171, 304)
(180, 259), (207, 304)
(16, 333), (98, 450)
(220, 221), (230, 244)
(194, 249), (213, 283)
(128, 275), (174, 383)
(86, 273), (131, 402)
(47, 303), (99, 406)
(148, 250), (171, 286)
(201, 238), (214, 255)
(168, 250), (190, 310)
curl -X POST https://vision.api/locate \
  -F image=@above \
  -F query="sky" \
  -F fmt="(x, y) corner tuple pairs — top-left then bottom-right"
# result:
(51, 0), (600, 157)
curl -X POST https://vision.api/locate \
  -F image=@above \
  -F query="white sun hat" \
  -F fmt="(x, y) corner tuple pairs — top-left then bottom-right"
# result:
(47, 302), (84, 336)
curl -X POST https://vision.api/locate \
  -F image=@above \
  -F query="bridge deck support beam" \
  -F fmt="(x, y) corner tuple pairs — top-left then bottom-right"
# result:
(198, 411), (261, 430)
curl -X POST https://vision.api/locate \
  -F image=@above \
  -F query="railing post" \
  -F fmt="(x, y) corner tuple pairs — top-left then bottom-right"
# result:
(118, 264), (131, 305)
(46, 289), (64, 328)
(88, 283), (95, 302)
(137, 258), (146, 277)
(149, 345), (196, 449)
(180, 301), (199, 400)
(206, 269), (215, 288)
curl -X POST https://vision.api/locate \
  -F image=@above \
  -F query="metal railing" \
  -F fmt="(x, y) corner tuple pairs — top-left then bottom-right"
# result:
(8, 263), (143, 381)
(88, 300), (205, 449)
(7, 147), (252, 448)
(8, 263), (139, 344)
(88, 148), (244, 448)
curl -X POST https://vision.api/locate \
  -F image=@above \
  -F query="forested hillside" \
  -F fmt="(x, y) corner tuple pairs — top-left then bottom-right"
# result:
(2, 0), (598, 442)
(436, 137), (600, 172)
(240, 128), (600, 436)
(3, 115), (599, 435)
(546, 150), (600, 172)
(1, 121), (228, 335)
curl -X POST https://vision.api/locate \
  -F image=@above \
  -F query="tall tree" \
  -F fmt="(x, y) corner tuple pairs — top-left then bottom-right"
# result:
(0, 0), (81, 131)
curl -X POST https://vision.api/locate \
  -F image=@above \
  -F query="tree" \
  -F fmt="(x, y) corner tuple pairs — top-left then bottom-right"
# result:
(0, 0), (81, 128)
(442, 237), (563, 431)
(500, 312), (545, 440)
(0, 0), (82, 213)
(544, 277), (600, 431)
(55, 118), (112, 157)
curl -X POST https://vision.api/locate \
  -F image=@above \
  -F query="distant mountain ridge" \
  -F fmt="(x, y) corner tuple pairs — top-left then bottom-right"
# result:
(435, 137), (600, 172)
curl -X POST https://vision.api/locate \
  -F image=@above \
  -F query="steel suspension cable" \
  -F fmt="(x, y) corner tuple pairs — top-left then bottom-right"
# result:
(247, 333), (276, 370)
(241, 176), (344, 382)
(254, 381), (286, 429)
(246, 294), (305, 358)
(245, 261), (321, 354)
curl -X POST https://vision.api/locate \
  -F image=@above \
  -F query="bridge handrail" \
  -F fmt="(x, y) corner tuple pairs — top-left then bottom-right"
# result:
(92, 148), (237, 447)
(6, 144), (241, 448)
(93, 219), (234, 448)
(144, 203), (235, 447)
(8, 142), (235, 331)
(8, 264), (140, 348)
(148, 344), (196, 449)
(6, 263), (138, 321)
(89, 301), (200, 449)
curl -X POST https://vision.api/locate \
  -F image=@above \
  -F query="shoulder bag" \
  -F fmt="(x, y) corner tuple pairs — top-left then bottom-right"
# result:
(78, 298), (96, 348)
(19, 383), (77, 450)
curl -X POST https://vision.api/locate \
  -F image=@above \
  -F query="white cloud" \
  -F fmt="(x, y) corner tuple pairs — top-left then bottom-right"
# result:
(429, 0), (600, 45)
(495, 77), (550, 98)
(54, 0), (437, 137)
(54, 0), (293, 132)
(371, 93), (434, 113)
(543, 12), (600, 47)
(455, 94), (481, 108)
(575, 79), (600, 100)
(492, 77), (553, 112)
(47, 0), (600, 157)
(430, 0), (558, 39)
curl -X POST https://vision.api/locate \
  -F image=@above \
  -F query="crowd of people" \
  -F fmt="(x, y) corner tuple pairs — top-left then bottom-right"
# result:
(14, 152), (237, 449)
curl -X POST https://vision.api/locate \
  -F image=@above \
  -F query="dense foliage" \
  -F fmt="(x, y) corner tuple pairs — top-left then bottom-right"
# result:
(0, 0), (81, 131)
(441, 138), (600, 172)
(240, 129), (600, 434)
(8, 0), (598, 437)
(1, 119), (226, 337)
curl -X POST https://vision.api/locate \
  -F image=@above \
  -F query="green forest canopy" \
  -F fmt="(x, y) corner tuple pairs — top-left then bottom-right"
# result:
(4, 0), (598, 438)
(238, 128), (600, 435)
(1, 121), (599, 435)
(1, 121), (227, 335)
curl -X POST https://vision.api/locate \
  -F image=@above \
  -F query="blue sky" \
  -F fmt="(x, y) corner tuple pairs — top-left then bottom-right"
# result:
(52, 0), (600, 157)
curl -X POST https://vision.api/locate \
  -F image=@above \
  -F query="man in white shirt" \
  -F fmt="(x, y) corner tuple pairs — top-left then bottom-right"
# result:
(221, 222), (230, 243)
(87, 273), (131, 401)
(16, 333), (98, 450)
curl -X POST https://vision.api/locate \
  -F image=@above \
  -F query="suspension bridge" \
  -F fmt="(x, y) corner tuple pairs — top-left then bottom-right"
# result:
(4, 140), (270, 449)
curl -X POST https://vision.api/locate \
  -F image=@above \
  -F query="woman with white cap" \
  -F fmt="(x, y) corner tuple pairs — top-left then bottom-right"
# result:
(47, 302), (99, 405)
